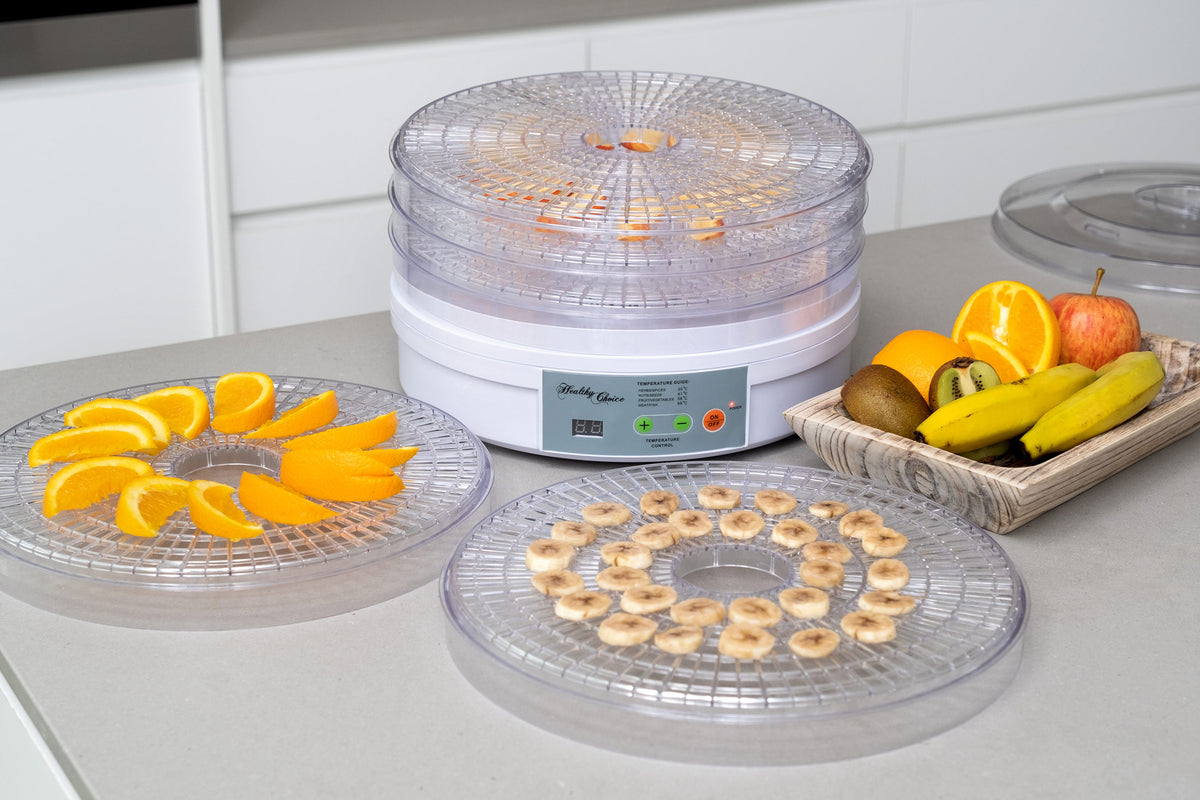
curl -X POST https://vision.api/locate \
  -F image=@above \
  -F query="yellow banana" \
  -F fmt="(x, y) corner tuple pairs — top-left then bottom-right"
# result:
(914, 363), (1097, 453)
(1019, 350), (1165, 459)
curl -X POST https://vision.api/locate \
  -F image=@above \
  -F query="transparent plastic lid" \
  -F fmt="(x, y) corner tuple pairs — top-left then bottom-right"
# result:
(993, 162), (1200, 294)
(388, 71), (870, 322)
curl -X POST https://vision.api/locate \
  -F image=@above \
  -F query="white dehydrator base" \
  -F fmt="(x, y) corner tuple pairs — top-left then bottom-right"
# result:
(390, 281), (860, 461)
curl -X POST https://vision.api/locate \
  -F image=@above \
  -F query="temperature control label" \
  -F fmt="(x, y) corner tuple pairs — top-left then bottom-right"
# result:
(542, 367), (748, 458)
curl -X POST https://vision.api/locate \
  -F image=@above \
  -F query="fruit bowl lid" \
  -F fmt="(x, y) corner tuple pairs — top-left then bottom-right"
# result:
(992, 162), (1200, 294)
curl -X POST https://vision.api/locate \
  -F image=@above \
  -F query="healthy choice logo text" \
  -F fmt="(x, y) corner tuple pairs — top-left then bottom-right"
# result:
(555, 383), (626, 405)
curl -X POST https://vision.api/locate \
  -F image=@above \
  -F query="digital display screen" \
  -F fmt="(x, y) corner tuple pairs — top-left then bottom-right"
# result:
(571, 418), (604, 438)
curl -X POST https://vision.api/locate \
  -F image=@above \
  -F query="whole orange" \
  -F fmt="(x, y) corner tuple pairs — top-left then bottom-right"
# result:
(871, 330), (973, 404)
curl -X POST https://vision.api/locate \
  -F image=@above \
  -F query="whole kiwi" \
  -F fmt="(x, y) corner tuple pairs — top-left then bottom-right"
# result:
(840, 364), (931, 439)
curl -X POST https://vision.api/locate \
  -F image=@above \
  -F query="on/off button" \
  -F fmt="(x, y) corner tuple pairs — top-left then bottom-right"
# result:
(702, 408), (726, 432)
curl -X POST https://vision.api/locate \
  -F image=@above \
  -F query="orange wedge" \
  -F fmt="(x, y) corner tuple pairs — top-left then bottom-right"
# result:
(282, 412), (398, 451)
(951, 280), (1061, 374)
(42, 456), (155, 517)
(871, 330), (974, 404)
(211, 372), (276, 434)
(64, 398), (172, 451)
(187, 479), (263, 540)
(114, 475), (191, 537)
(361, 446), (419, 468)
(243, 390), (339, 439)
(237, 471), (336, 525)
(28, 423), (160, 468)
(279, 449), (405, 502)
(958, 331), (1030, 384)
(134, 385), (211, 439)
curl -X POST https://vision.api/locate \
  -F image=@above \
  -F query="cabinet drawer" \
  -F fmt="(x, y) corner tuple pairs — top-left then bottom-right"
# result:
(907, 0), (1200, 123)
(588, 1), (907, 131)
(225, 31), (587, 214)
(898, 91), (1200, 228)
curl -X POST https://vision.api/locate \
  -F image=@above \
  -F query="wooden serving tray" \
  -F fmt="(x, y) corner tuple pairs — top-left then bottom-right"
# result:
(783, 333), (1200, 534)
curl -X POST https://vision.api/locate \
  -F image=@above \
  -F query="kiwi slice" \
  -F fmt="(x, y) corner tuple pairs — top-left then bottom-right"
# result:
(928, 357), (1003, 411)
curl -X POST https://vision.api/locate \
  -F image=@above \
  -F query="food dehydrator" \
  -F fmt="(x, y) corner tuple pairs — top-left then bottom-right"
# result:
(388, 71), (871, 460)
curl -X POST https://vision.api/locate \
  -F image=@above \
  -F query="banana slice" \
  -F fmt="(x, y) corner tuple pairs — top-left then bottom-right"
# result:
(800, 558), (845, 588)
(554, 590), (613, 621)
(770, 518), (820, 548)
(639, 489), (680, 516)
(697, 484), (741, 510)
(599, 540), (654, 569)
(630, 521), (680, 550)
(655, 624), (705, 655)
(581, 501), (632, 527)
(525, 538), (576, 572)
(620, 584), (678, 615)
(595, 565), (652, 591)
(718, 509), (766, 540)
(866, 558), (910, 591)
(669, 596), (727, 627)
(778, 586), (830, 619)
(727, 596), (783, 628)
(550, 520), (598, 547)
(858, 590), (916, 616)
(530, 569), (585, 597)
(801, 540), (853, 564)
(597, 612), (658, 646)
(808, 500), (849, 519)
(840, 610), (896, 643)
(838, 509), (884, 538)
(861, 527), (909, 557)
(667, 508), (713, 538)
(754, 489), (798, 516)
(788, 627), (841, 658)
(718, 622), (776, 660)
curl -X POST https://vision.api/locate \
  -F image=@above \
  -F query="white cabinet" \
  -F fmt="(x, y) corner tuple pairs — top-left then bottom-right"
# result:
(0, 62), (213, 371)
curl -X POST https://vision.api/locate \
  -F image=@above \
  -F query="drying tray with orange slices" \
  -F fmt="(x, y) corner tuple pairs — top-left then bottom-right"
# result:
(0, 377), (492, 630)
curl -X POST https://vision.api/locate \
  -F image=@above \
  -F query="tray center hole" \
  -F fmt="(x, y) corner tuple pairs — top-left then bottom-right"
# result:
(171, 443), (280, 487)
(673, 545), (793, 594)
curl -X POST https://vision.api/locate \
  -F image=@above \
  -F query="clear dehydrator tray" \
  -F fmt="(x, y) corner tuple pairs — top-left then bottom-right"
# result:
(442, 461), (1026, 766)
(993, 162), (1200, 294)
(389, 71), (871, 325)
(0, 377), (492, 630)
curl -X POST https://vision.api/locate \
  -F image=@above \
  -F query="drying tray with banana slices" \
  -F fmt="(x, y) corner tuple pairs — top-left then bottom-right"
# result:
(443, 461), (1026, 766)
(0, 377), (492, 630)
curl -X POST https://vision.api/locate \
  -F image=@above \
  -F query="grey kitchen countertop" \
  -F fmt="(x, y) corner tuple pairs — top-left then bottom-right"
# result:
(1, 216), (1196, 799)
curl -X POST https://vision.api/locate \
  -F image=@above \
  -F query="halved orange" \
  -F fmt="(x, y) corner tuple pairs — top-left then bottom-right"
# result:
(187, 479), (263, 540)
(29, 423), (161, 468)
(134, 385), (211, 439)
(211, 372), (276, 434)
(64, 398), (172, 451)
(282, 412), (397, 451)
(237, 471), (336, 525)
(951, 280), (1061, 374)
(42, 456), (155, 517)
(243, 390), (339, 440)
(871, 330), (974, 404)
(279, 449), (405, 502)
(360, 446), (419, 468)
(114, 475), (191, 537)
(958, 331), (1030, 384)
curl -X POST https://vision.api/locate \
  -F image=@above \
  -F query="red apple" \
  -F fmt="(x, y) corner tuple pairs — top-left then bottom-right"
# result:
(1049, 268), (1141, 370)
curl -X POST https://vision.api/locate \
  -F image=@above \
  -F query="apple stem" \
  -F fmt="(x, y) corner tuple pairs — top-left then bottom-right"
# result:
(1091, 267), (1106, 297)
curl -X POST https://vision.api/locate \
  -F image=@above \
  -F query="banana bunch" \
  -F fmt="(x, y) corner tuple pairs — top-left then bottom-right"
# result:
(914, 351), (1165, 459)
